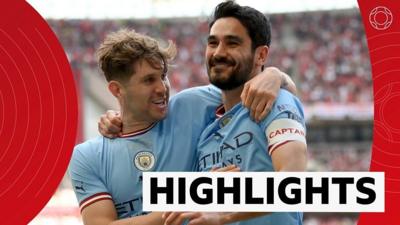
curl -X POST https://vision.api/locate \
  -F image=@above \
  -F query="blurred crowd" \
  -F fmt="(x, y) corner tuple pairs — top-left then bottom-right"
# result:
(48, 9), (372, 104)
(308, 143), (371, 171)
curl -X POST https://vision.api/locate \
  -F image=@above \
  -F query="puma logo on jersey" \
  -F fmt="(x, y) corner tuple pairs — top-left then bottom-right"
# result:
(75, 182), (86, 192)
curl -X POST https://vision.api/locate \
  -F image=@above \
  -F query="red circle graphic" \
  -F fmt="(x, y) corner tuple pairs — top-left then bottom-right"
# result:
(0, 1), (78, 224)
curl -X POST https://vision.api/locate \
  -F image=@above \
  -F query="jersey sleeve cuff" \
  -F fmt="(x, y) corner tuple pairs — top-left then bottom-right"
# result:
(79, 192), (112, 212)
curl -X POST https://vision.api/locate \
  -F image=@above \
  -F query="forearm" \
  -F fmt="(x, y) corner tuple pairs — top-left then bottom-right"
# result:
(219, 212), (270, 224)
(262, 66), (297, 95)
(280, 71), (297, 96)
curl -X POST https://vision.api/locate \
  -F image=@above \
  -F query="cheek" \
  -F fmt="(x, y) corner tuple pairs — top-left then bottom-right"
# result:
(205, 48), (213, 61)
(132, 87), (149, 101)
(239, 52), (253, 63)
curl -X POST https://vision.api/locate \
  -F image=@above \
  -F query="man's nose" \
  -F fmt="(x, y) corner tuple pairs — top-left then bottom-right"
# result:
(155, 78), (167, 94)
(213, 43), (227, 57)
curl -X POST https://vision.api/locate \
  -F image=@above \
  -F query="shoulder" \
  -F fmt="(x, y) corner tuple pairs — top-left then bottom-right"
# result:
(71, 136), (107, 166)
(271, 89), (305, 120)
(260, 89), (306, 129)
(171, 85), (221, 104)
(275, 89), (304, 109)
(73, 136), (105, 154)
(261, 91), (307, 155)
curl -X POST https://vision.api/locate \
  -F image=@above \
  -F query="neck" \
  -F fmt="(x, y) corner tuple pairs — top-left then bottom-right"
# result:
(120, 109), (153, 134)
(222, 85), (244, 112)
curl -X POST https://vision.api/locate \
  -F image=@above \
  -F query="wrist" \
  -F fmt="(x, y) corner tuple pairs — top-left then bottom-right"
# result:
(219, 212), (232, 225)
(280, 73), (288, 88)
(264, 66), (283, 87)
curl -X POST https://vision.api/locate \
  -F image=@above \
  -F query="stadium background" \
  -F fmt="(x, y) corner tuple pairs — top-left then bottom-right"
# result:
(27, 1), (372, 224)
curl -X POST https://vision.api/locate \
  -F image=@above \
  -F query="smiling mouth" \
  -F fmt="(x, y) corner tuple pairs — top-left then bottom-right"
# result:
(211, 63), (233, 73)
(210, 58), (236, 70)
(152, 99), (168, 108)
(213, 63), (231, 67)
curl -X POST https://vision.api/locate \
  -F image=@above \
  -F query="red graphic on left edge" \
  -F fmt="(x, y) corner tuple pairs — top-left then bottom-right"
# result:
(0, 1), (78, 224)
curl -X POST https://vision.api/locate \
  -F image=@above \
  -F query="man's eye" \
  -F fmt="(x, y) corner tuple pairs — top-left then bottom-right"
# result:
(228, 42), (239, 47)
(208, 41), (218, 47)
(144, 77), (154, 83)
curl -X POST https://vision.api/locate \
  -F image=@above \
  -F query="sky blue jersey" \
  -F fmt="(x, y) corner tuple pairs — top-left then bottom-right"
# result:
(196, 89), (306, 225)
(69, 85), (221, 218)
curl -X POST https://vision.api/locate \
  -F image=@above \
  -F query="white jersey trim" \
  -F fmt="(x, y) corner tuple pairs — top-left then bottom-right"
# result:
(265, 118), (306, 155)
(79, 192), (112, 212)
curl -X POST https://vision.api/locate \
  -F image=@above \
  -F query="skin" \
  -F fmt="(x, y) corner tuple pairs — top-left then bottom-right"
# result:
(206, 17), (269, 111)
(108, 59), (170, 134)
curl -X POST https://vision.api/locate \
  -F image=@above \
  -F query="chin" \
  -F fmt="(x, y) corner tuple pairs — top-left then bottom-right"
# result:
(210, 75), (227, 84)
(160, 111), (168, 119)
(154, 111), (168, 121)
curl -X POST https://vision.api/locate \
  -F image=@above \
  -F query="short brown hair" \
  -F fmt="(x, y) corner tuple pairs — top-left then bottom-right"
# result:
(97, 29), (177, 82)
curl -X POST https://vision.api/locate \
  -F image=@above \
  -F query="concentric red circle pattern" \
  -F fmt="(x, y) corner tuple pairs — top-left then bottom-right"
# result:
(0, 1), (78, 224)
(358, 0), (400, 224)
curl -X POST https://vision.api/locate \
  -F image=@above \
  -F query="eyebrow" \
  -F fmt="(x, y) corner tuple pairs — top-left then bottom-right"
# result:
(141, 70), (164, 79)
(225, 35), (243, 43)
(207, 35), (217, 42)
(207, 35), (243, 43)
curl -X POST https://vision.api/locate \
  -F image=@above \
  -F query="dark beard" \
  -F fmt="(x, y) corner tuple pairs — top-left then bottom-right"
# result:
(207, 55), (254, 91)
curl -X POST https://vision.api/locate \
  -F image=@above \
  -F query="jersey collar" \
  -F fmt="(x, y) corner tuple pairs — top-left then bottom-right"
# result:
(119, 123), (156, 138)
(215, 104), (225, 118)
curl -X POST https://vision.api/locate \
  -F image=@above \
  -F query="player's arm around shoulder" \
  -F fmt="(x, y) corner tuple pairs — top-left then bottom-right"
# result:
(171, 84), (222, 106)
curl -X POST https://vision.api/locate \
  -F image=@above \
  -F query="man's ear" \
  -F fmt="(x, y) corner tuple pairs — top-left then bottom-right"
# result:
(108, 80), (124, 98)
(255, 45), (269, 67)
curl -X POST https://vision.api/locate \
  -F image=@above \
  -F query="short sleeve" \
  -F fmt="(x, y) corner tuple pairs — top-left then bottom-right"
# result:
(68, 141), (112, 212)
(260, 89), (307, 155)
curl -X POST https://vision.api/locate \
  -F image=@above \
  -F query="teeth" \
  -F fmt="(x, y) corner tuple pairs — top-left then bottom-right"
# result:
(213, 63), (231, 68)
(153, 99), (165, 104)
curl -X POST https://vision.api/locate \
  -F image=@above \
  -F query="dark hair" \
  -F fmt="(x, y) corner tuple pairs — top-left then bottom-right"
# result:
(97, 29), (176, 82)
(209, 0), (271, 50)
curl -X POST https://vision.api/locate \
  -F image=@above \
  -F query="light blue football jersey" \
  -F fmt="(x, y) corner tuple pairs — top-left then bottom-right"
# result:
(196, 89), (306, 225)
(69, 85), (221, 218)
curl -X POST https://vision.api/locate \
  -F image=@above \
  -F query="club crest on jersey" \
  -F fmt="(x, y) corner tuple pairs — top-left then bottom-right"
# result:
(134, 151), (155, 171)
(220, 115), (232, 128)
